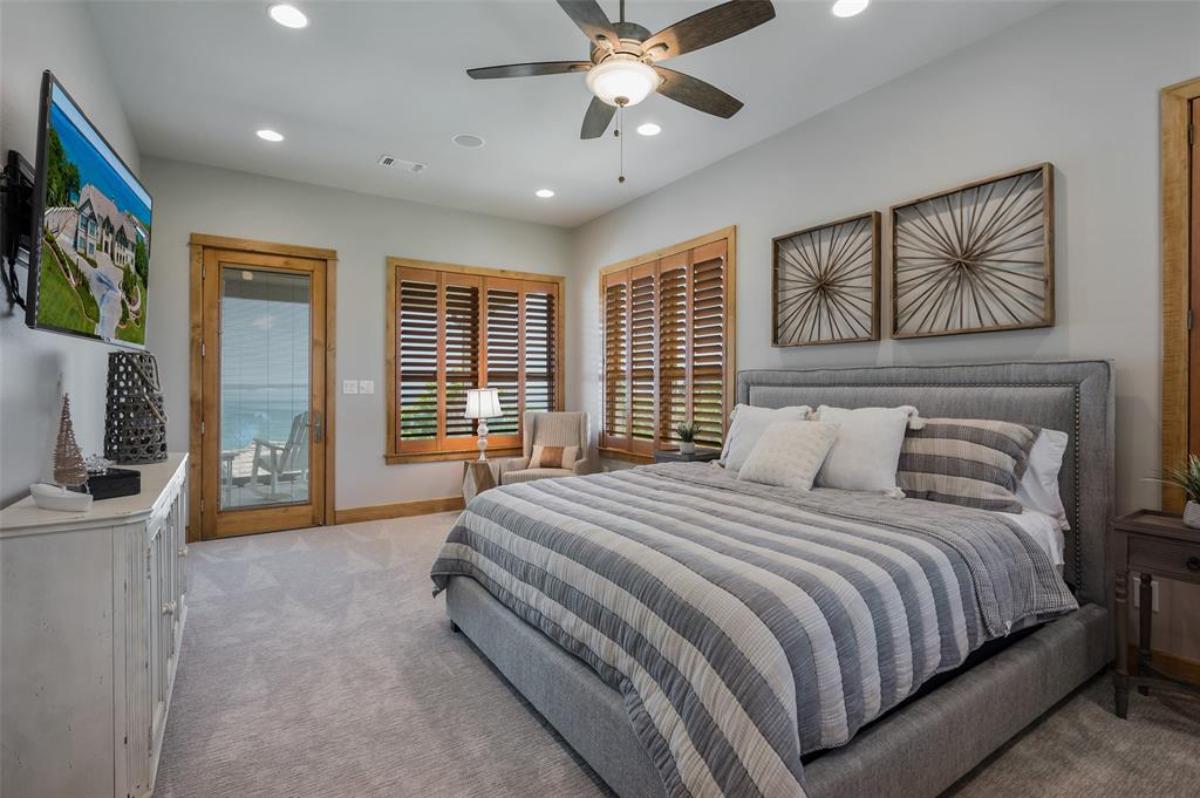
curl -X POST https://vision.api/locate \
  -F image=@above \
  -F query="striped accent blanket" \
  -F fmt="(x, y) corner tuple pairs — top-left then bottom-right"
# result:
(430, 463), (1077, 798)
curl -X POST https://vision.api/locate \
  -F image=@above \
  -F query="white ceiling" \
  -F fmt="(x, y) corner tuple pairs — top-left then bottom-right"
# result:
(87, 0), (1050, 228)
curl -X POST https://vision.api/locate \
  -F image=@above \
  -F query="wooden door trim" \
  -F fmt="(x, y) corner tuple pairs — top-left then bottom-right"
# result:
(1161, 77), (1200, 512)
(187, 234), (338, 542)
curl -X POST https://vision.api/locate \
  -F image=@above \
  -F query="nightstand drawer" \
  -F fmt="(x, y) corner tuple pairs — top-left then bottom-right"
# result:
(1128, 536), (1200, 583)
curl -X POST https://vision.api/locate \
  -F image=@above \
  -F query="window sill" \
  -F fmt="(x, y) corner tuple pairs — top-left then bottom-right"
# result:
(384, 447), (522, 465)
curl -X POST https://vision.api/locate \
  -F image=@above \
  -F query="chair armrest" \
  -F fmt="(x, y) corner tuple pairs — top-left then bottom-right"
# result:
(494, 456), (530, 476)
(253, 438), (286, 453)
(572, 457), (597, 476)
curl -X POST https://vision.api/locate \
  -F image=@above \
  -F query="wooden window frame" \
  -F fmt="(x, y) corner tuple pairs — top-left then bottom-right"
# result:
(1162, 77), (1200, 512)
(598, 226), (737, 463)
(384, 257), (565, 465)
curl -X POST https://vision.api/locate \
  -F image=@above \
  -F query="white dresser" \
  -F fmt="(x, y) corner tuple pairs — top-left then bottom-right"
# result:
(0, 454), (189, 798)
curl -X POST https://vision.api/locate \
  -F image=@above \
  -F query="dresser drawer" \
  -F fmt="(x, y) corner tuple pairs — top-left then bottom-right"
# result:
(1128, 536), (1200, 584)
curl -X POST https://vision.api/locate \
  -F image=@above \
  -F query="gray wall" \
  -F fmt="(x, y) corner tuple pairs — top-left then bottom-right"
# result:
(0, 1), (142, 505)
(142, 158), (573, 510)
(571, 0), (1200, 514)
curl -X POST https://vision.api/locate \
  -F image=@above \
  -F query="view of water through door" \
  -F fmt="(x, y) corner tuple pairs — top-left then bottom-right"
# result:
(219, 267), (312, 510)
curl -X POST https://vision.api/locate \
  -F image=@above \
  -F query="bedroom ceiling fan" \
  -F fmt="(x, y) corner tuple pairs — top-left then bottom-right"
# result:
(467, 0), (777, 140)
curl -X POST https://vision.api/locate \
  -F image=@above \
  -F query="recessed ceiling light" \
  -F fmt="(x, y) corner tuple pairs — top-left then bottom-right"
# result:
(452, 133), (486, 149)
(535, 189), (555, 199)
(256, 129), (285, 142)
(636, 122), (662, 137)
(268, 3), (308, 29)
(831, 0), (869, 18)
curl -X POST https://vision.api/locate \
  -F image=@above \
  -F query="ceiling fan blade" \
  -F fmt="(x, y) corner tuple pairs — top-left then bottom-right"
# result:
(581, 96), (616, 139)
(557, 0), (621, 49)
(653, 67), (743, 118)
(467, 61), (592, 80)
(642, 0), (776, 61)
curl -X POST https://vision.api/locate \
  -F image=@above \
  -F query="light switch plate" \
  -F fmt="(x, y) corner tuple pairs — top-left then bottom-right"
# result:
(359, 380), (375, 395)
(342, 379), (359, 395)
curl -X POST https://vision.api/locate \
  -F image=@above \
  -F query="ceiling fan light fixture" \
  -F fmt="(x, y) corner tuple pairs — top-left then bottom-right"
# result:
(585, 58), (659, 108)
(831, 0), (870, 18)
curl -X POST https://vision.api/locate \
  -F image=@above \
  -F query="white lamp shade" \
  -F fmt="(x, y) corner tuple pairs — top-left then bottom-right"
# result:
(465, 388), (503, 419)
(585, 57), (660, 107)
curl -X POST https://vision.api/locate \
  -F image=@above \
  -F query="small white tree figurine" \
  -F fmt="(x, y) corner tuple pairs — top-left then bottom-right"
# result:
(53, 394), (89, 489)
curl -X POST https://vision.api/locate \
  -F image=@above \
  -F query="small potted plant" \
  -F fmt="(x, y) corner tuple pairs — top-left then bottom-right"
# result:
(1152, 455), (1200, 529)
(676, 421), (697, 455)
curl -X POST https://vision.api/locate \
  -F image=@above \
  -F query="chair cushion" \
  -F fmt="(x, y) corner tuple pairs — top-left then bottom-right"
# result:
(530, 444), (580, 469)
(500, 468), (574, 485)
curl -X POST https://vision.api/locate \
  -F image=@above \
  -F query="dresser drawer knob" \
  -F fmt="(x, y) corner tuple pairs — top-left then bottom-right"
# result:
(161, 600), (177, 616)
(1188, 556), (1200, 573)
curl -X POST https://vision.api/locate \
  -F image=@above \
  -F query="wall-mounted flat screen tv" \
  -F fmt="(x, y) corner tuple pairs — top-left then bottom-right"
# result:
(25, 70), (152, 347)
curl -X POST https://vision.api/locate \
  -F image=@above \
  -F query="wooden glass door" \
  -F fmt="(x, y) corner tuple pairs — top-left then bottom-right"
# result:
(199, 248), (328, 538)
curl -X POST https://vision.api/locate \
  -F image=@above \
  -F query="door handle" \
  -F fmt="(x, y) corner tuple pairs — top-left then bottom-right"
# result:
(312, 410), (324, 444)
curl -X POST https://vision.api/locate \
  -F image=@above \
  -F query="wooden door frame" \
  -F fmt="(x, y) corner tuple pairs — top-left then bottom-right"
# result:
(1161, 78), (1200, 512)
(187, 233), (337, 542)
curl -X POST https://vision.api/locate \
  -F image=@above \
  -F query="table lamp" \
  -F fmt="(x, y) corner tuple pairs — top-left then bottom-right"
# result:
(465, 388), (503, 462)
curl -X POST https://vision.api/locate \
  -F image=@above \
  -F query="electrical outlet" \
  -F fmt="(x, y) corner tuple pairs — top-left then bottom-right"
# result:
(358, 380), (375, 395)
(342, 379), (359, 395)
(1131, 573), (1160, 612)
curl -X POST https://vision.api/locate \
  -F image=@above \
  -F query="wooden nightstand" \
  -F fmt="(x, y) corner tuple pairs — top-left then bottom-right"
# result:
(1111, 509), (1200, 717)
(462, 460), (497, 502)
(653, 448), (721, 464)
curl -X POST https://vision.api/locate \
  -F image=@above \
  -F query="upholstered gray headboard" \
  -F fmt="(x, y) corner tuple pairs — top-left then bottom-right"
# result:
(737, 360), (1114, 606)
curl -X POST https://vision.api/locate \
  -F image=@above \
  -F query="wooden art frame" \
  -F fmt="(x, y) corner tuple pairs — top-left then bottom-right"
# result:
(772, 211), (880, 346)
(891, 163), (1054, 339)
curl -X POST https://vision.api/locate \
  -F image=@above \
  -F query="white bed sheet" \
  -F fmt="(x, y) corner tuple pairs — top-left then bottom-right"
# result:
(997, 509), (1066, 567)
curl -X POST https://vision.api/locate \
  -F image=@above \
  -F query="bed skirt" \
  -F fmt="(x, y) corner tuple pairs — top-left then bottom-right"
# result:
(446, 575), (1110, 798)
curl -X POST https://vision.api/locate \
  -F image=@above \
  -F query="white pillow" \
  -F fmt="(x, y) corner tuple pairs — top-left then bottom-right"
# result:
(738, 421), (840, 491)
(814, 405), (921, 496)
(1016, 428), (1070, 530)
(720, 404), (813, 472)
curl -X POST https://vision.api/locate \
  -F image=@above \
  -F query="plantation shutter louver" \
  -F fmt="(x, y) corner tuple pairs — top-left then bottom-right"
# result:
(389, 261), (562, 460)
(657, 254), (689, 446)
(485, 284), (521, 442)
(599, 231), (733, 459)
(443, 278), (480, 438)
(601, 272), (630, 450)
(397, 271), (440, 449)
(522, 286), (557, 416)
(689, 240), (729, 449)
(629, 263), (658, 454)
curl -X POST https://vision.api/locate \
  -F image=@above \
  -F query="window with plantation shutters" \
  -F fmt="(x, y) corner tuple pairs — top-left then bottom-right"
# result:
(386, 260), (563, 462)
(599, 230), (735, 459)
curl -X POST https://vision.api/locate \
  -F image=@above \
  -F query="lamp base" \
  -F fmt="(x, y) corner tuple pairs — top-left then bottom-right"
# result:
(476, 420), (489, 462)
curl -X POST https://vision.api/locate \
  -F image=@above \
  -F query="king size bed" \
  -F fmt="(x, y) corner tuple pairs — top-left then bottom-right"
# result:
(431, 361), (1114, 798)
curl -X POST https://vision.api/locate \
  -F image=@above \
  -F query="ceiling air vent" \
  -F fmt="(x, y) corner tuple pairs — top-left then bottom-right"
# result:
(377, 155), (426, 174)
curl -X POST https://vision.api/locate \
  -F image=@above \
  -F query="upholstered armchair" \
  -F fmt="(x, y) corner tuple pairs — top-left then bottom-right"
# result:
(498, 411), (596, 485)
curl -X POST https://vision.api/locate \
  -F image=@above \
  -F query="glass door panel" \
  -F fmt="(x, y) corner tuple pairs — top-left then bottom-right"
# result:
(218, 266), (312, 510)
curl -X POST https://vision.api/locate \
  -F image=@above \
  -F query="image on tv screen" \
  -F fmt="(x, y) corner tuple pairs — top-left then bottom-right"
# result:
(36, 79), (151, 346)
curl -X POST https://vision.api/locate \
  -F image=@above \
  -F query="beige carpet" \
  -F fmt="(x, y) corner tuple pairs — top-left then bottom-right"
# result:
(156, 513), (1200, 798)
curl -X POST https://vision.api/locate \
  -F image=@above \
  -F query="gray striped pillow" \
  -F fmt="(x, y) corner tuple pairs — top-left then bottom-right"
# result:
(897, 418), (1040, 512)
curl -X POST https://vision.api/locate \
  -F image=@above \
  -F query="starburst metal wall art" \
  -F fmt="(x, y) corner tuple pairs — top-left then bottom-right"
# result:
(772, 211), (880, 346)
(891, 163), (1054, 339)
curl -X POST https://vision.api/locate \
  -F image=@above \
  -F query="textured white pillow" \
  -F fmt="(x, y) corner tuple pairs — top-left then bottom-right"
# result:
(738, 421), (839, 491)
(720, 404), (813, 472)
(1016, 428), (1070, 530)
(815, 405), (921, 495)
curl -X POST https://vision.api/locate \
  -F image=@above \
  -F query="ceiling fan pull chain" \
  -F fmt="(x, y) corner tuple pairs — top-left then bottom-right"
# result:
(617, 105), (626, 184)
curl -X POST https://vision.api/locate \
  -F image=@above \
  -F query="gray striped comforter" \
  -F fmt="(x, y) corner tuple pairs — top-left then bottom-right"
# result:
(430, 463), (1077, 798)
